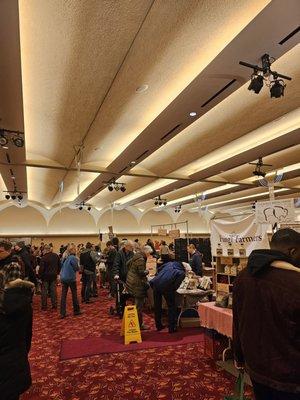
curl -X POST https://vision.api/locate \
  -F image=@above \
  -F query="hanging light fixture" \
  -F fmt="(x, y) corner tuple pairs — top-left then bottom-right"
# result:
(153, 195), (167, 207)
(239, 54), (291, 98)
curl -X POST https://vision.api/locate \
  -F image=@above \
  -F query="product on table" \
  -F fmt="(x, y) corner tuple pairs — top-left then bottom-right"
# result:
(216, 244), (223, 256)
(230, 265), (237, 275)
(227, 247), (234, 256)
(224, 265), (231, 274)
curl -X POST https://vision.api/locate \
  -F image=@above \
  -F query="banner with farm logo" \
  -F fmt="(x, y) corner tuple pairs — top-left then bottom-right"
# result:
(255, 199), (295, 225)
(210, 214), (269, 257)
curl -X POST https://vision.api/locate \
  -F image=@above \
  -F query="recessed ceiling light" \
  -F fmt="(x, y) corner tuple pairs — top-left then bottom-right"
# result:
(130, 161), (136, 165)
(136, 84), (149, 93)
(189, 112), (197, 117)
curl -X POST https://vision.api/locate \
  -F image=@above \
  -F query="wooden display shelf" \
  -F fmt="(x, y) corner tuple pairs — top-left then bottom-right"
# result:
(214, 253), (248, 297)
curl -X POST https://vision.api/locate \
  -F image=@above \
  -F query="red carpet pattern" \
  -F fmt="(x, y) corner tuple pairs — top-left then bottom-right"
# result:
(21, 287), (253, 400)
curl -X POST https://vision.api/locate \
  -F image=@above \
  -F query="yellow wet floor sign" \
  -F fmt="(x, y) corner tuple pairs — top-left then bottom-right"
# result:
(121, 305), (142, 345)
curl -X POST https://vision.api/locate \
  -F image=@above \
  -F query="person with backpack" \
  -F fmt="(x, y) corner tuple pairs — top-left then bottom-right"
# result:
(150, 261), (186, 333)
(60, 245), (81, 319)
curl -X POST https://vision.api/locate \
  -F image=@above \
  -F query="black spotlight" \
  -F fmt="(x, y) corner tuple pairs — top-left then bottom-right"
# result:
(0, 131), (8, 147)
(115, 184), (120, 191)
(120, 185), (126, 193)
(79, 206), (83, 210)
(108, 185), (113, 192)
(11, 194), (16, 200)
(17, 195), (23, 201)
(248, 74), (264, 94)
(163, 200), (167, 206)
(270, 79), (285, 98)
(5, 194), (10, 200)
(12, 136), (24, 147)
(154, 200), (158, 206)
(158, 201), (162, 206)
(87, 206), (91, 211)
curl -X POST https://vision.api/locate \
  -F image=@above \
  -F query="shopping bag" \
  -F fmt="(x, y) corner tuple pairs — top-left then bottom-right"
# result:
(224, 373), (250, 400)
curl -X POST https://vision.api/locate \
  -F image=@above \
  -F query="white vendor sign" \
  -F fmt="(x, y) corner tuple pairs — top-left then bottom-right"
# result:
(210, 214), (269, 257)
(255, 199), (295, 225)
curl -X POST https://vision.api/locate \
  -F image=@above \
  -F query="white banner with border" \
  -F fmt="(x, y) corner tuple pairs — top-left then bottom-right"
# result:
(210, 214), (269, 257)
(255, 199), (295, 225)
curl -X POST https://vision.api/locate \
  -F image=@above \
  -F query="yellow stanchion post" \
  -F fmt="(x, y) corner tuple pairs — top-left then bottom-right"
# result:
(121, 305), (142, 345)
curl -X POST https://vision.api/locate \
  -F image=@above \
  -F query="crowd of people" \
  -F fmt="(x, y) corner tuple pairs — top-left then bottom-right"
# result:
(1, 229), (299, 400)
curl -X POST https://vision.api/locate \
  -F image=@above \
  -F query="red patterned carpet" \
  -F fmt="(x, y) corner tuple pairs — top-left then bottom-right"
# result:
(21, 286), (253, 400)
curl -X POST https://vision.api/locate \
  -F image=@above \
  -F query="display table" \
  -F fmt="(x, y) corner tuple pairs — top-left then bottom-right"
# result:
(198, 302), (233, 338)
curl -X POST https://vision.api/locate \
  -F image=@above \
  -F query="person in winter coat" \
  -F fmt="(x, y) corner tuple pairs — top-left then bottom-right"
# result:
(233, 228), (300, 400)
(60, 245), (81, 319)
(39, 245), (60, 310)
(14, 242), (37, 286)
(150, 261), (185, 333)
(187, 244), (203, 276)
(112, 240), (134, 315)
(126, 245), (152, 329)
(80, 242), (99, 303)
(0, 262), (34, 400)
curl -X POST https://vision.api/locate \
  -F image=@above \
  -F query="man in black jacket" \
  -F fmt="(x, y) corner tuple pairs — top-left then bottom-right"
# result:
(14, 242), (37, 286)
(80, 243), (99, 303)
(233, 228), (300, 400)
(39, 245), (60, 310)
(112, 240), (134, 315)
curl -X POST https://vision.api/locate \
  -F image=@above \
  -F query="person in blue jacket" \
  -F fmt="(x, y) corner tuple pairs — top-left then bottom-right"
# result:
(60, 244), (81, 319)
(150, 261), (185, 333)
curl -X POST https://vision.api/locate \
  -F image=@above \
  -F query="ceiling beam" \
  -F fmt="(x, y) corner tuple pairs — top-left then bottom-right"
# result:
(0, 161), (251, 186)
(71, 0), (300, 206)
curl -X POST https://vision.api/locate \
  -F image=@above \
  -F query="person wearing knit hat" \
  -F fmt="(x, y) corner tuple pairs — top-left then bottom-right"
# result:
(0, 262), (34, 400)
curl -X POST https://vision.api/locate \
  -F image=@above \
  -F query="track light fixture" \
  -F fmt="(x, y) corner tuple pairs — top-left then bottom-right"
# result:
(174, 205), (182, 213)
(249, 157), (272, 178)
(153, 195), (167, 207)
(106, 179), (126, 192)
(0, 130), (8, 147)
(248, 72), (264, 94)
(0, 129), (25, 148)
(12, 136), (24, 148)
(4, 190), (26, 201)
(270, 78), (286, 98)
(76, 202), (92, 211)
(240, 54), (291, 98)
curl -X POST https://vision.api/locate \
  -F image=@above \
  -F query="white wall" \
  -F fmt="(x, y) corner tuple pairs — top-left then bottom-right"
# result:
(0, 204), (211, 235)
